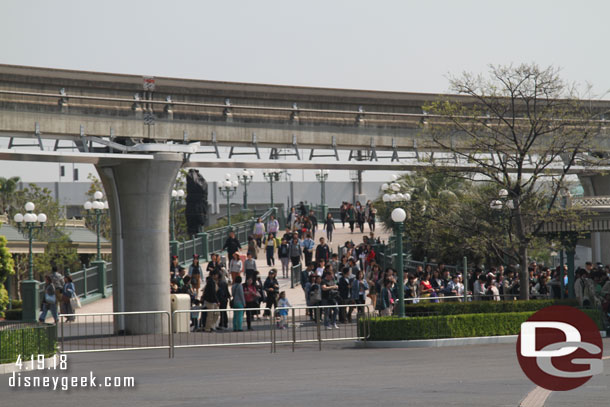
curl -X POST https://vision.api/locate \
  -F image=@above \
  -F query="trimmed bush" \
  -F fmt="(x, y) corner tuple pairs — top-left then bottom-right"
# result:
(365, 308), (603, 341)
(404, 299), (578, 316)
(0, 324), (57, 364)
(10, 299), (23, 309)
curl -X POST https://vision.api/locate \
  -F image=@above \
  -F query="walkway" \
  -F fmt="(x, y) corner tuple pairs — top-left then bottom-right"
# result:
(76, 222), (390, 315)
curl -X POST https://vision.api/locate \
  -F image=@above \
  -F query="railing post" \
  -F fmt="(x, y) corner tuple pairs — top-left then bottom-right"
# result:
(291, 308), (296, 353)
(270, 308), (275, 353)
(197, 232), (209, 261)
(92, 260), (107, 298)
(463, 257), (468, 303)
(83, 268), (88, 298)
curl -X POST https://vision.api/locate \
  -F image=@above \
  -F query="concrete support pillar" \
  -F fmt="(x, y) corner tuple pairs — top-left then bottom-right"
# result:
(96, 153), (182, 334)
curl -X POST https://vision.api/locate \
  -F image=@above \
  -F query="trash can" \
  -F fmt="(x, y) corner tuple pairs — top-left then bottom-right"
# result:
(171, 293), (191, 333)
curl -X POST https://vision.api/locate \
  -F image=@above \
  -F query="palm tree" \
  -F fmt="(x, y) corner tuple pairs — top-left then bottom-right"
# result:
(0, 176), (21, 214)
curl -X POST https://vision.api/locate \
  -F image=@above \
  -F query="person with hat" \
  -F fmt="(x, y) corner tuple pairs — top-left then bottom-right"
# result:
(189, 254), (203, 293)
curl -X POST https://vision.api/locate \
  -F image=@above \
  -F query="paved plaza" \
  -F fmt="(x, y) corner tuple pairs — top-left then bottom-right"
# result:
(2, 339), (609, 406)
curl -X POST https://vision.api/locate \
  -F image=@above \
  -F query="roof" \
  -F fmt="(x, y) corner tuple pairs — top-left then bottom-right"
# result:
(61, 226), (109, 244)
(0, 223), (42, 242)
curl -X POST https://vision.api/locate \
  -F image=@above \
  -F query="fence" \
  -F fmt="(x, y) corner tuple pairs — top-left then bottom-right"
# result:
(290, 264), (302, 288)
(58, 311), (172, 358)
(57, 305), (370, 358)
(175, 207), (275, 264)
(0, 322), (57, 364)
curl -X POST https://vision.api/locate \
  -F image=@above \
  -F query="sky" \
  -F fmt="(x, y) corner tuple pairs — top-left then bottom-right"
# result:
(1, 0), (609, 183)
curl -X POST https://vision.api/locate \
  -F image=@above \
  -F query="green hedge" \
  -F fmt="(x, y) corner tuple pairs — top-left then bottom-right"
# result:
(404, 299), (579, 316)
(10, 299), (23, 309)
(365, 308), (602, 341)
(0, 324), (57, 364)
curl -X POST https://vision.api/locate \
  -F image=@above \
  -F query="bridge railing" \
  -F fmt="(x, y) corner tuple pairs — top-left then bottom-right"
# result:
(175, 207), (276, 264)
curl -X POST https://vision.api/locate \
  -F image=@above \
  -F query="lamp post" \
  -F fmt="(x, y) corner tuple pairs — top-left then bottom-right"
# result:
(84, 191), (108, 261)
(170, 189), (185, 242)
(218, 175), (238, 226)
(263, 169), (282, 209)
(391, 207), (407, 318)
(237, 169), (254, 210)
(14, 202), (47, 322)
(315, 169), (329, 218)
(490, 188), (513, 266)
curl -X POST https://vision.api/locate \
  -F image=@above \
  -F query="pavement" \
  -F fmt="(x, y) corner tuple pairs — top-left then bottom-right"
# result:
(2, 339), (609, 406)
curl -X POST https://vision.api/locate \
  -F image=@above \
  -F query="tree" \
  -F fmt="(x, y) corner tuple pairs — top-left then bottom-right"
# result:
(0, 235), (15, 315)
(0, 176), (20, 214)
(424, 63), (600, 299)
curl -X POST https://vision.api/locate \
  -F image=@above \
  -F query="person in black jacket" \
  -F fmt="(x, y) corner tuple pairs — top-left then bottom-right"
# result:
(263, 269), (279, 317)
(308, 210), (318, 239)
(216, 273), (231, 329)
(337, 268), (353, 323)
(202, 272), (220, 332)
(315, 237), (330, 265)
(222, 230), (241, 260)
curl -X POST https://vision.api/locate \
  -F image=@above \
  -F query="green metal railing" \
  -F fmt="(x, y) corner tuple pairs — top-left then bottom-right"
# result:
(174, 207), (276, 265)
(290, 263), (302, 288)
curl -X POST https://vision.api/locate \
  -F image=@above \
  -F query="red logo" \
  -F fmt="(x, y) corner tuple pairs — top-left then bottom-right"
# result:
(516, 305), (603, 391)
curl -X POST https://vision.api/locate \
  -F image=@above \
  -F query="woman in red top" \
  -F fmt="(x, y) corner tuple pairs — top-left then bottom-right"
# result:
(243, 277), (261, 331)
(419, 272), (434, 299)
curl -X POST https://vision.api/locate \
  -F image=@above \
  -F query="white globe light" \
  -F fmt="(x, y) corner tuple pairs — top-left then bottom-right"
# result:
(490, 200), (503, 210)
(382, 194), (391, 202)
(396, 193), (404, 200)
(403, 193), (411, 202)
(93, 191), (103, 200)
(381, 183), (389, 191)
(390, 194), (398, 202)
(103, 201), (109, 209)
(171, 190), (178, 197)
(14, 213), (23, 223)
(225, 173), (231, 180)
(391, 183), (400, 192)
(232, 180), (239, 188)
(25, 213), (36, 223)
(84, 201), (93, 210)
(92, 201), (103, 210)
(37, 213), (47, 223)
(498, 189), (509, 198)
(177, 189), (185, 197)
(225, 180), (232, 188)
(391, 207), (407, 223)
(249, 170), (255, 177)
(391, 174), (398, 181)
(243, 169), (248, 175)
(25, 202), (35, 212)
(506, 199), (515, 209)
(315, 170), (321, 175)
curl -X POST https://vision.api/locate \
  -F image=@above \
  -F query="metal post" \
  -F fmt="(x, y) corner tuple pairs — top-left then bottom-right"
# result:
(95, 209), (101, 260)
(170, 198), (176, 242)
(270, 309), (275, 353)
(291, 308), (296, 353)
(559, 249), (565, 299)
(226, 193), (231, 226)
(394, 221), (405, 318)
(243, 180), (248, 210)
(270, 178), (274, 208)
(316, 307), (322, 351)
(463, 257), (468, 302)
(567, 248), (575, 299)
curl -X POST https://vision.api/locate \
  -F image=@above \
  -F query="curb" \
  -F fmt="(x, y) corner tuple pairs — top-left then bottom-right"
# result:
(356, 331), (607, 348)
(0, 355), (57, 375)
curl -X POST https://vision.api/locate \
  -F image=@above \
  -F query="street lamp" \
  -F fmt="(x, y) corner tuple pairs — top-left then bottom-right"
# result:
(490, 189), (514, 269)
(315, 169), (329, 218)
(218, 176), (238, 226)
(391, 207), (407, 318)
(170, 189), (185, 242)
(262, 169), (282, 209)
(237, 169), (254, 210)
(84, 191), (108, 261)
(14, 202), (47, 322)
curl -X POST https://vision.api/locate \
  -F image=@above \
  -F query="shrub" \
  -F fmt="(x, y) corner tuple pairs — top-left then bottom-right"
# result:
(365, 308), (603, 341)
(10, 299), (22, 309)
(0, 324), (57, 364)
(403, 299), (578, 316)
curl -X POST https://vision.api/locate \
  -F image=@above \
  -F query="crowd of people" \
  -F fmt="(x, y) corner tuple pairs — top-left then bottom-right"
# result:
(168, 203), (610, 332)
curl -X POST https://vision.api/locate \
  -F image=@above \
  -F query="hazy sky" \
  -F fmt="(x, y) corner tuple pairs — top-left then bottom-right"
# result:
(1, 0), (609, 182)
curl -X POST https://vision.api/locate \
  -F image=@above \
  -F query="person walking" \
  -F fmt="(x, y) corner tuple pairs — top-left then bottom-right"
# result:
(264, 232), (278, 266)
(289, 235), (302, 268)
(39, 275), (58, 324)
(231, 276), (245, 331)
(340, 202), (347, 228)
(222, 230), (241, 260)
(60, 275), (76, 322)
(244, 252), (257, 282)
(253, 217), (265, 248)
(308, 210), (318, 239)
(323, 212), (335, 243)
(229, 252), (243, 284)
(189, 254), (203, 294)
(301, 233), (315, 267)
(267, 215), (280, 236)
(315, 237), (330, 265)
(346, 203), (355, 233)
(217, 272), (230, 329)
(263, 269), (279, 317)
(366, 202), (376, 232)
(278, 238), (291, 278)
(243, 277), (261, 330)
(277, 291), (291, 329)
(321, 271), (339, 329)
(202, 272), (220, 332)
(355, 201), (365, 233)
